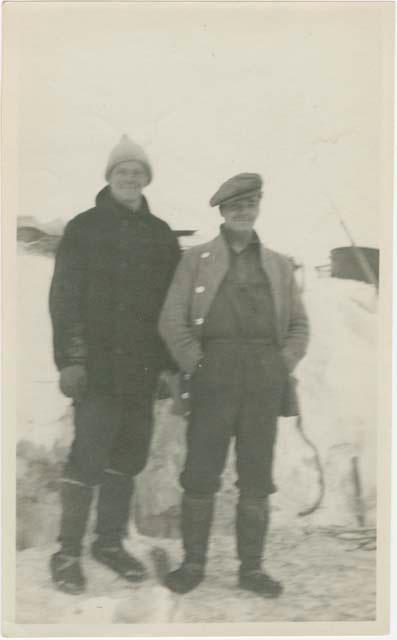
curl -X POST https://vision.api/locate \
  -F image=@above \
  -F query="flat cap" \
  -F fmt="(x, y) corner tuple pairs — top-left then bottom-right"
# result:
(209, 173), (263, 207)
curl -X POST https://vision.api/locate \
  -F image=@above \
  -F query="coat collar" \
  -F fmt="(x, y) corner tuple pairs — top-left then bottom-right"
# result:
(220, 224), (260, 253)
(206, 231), (275, 271)
(95, 185), (152, 221)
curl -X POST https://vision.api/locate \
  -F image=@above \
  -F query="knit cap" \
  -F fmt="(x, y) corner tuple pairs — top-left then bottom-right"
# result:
(105, 135), (153, 183)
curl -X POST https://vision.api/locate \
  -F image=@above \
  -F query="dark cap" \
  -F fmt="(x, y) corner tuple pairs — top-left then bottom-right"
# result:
(209, 173), (263, 207)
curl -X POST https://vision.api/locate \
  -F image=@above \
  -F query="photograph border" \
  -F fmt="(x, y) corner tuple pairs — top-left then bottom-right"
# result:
(1, 1), (394, 636)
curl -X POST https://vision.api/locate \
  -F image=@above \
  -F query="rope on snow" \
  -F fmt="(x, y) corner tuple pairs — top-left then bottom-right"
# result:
(294, 413), (326, 517)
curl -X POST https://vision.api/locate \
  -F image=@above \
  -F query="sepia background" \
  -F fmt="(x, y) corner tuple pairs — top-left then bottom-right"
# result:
(5, 0), (394, 630)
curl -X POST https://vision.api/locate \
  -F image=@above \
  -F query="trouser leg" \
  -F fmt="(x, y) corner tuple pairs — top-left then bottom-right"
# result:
(170, 367), (232, 594)
(166, 343), (240, 593)
(65, 394), (121, 486)
(180, 343), (241, 495)
(107, 394), (155, 477)
(179, 349), (233, 561)
(234, 345), (283, 569)
(94, 394), (155, 544)
(234, 344), (286, 597)
(58, 395), (120, 556)
(235, 343), (286, 499)
(65, 391), (154, 546)
(91, 394), (155, 582)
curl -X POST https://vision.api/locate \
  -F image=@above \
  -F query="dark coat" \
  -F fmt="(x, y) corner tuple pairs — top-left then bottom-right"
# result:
(49, 186), (181, 396)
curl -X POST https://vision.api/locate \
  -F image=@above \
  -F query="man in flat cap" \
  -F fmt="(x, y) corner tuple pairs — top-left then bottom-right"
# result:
(49, 135), (180, 594)
(159, 173), (309, 597)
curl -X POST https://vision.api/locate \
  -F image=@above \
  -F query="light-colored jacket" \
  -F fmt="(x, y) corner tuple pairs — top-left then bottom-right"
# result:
(159, 233), (310, 415)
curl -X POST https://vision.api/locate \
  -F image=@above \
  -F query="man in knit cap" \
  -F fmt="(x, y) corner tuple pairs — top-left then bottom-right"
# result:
(159, 173), (310, 597)
(49, 135), (180, 594)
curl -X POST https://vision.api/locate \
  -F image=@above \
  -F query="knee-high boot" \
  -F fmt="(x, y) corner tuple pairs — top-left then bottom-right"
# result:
(236, 494), (283, 597)
(165, 492), (215, 594)
(95, 468), (134, 546)
(50, 478), (94, 595)
(92, 468), (147, 582)
(58, 478), (94, 556)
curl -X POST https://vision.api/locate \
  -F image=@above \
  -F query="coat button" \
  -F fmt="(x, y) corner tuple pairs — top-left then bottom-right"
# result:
(118, 303), (126, 311)
(115, 348), (125, 355)
(195, 318), (204, 325)
(121, 261), (128, 269)
(195, 286), (205, 293)
(200, 251), (210, 258)
(181, 392), (190, 399)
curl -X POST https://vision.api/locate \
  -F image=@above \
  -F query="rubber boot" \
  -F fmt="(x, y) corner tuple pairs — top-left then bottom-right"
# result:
(50, 478), (93, 595)
(236, 494), (283, 598)
(92, 469), (147, 582)
(164, 492), (215, 594)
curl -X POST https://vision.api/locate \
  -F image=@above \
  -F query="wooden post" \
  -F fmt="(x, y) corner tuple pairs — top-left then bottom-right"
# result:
(351, 455), (366, 527)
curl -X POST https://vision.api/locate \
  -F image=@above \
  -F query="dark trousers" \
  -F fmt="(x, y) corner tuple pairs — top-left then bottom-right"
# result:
(64, 389), (156, 487)
(180, 340), (287, 497)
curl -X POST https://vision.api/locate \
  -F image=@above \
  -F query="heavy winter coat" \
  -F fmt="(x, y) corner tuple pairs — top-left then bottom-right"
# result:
(159, 232), (310, 416)
(49, 186), (181, 396)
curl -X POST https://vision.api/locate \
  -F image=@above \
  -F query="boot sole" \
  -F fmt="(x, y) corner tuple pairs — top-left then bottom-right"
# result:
(51, 577), (85, 595)
(164, 577), (203, 594)
(91, 552), (147, 583)
(239, 582), (283, 598)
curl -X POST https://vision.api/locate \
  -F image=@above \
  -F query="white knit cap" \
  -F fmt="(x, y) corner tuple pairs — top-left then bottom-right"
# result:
(105, 135), (152, 183)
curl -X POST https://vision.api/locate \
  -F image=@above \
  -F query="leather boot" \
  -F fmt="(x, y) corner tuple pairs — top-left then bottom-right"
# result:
(164, 492), (215, 594)
(50, 478), (93, 594)
(236, 494), (283, 598)
(92, 469), (147, 582)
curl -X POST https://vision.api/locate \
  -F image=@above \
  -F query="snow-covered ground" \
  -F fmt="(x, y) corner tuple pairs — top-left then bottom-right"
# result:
(15, 250), (378, 623)
(16, 528), (376, 624)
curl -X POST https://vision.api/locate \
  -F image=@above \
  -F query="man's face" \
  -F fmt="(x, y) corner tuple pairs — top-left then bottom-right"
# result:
(109, 160), (148, 206)
(220, 194), (261, 233)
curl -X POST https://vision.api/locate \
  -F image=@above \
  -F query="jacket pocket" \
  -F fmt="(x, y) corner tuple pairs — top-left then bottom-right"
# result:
(166, 372), (191, 418)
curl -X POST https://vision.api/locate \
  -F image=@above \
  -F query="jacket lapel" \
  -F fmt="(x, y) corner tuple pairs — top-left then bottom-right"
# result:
(192, 235), (229, 322)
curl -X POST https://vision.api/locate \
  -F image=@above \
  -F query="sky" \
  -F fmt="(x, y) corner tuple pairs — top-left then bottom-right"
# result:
(9, 1), (393, 265)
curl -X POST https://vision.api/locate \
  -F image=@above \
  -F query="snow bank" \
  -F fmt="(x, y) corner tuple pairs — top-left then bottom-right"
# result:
(272, 272), (377, 526)
(17, 251), (71, 449)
